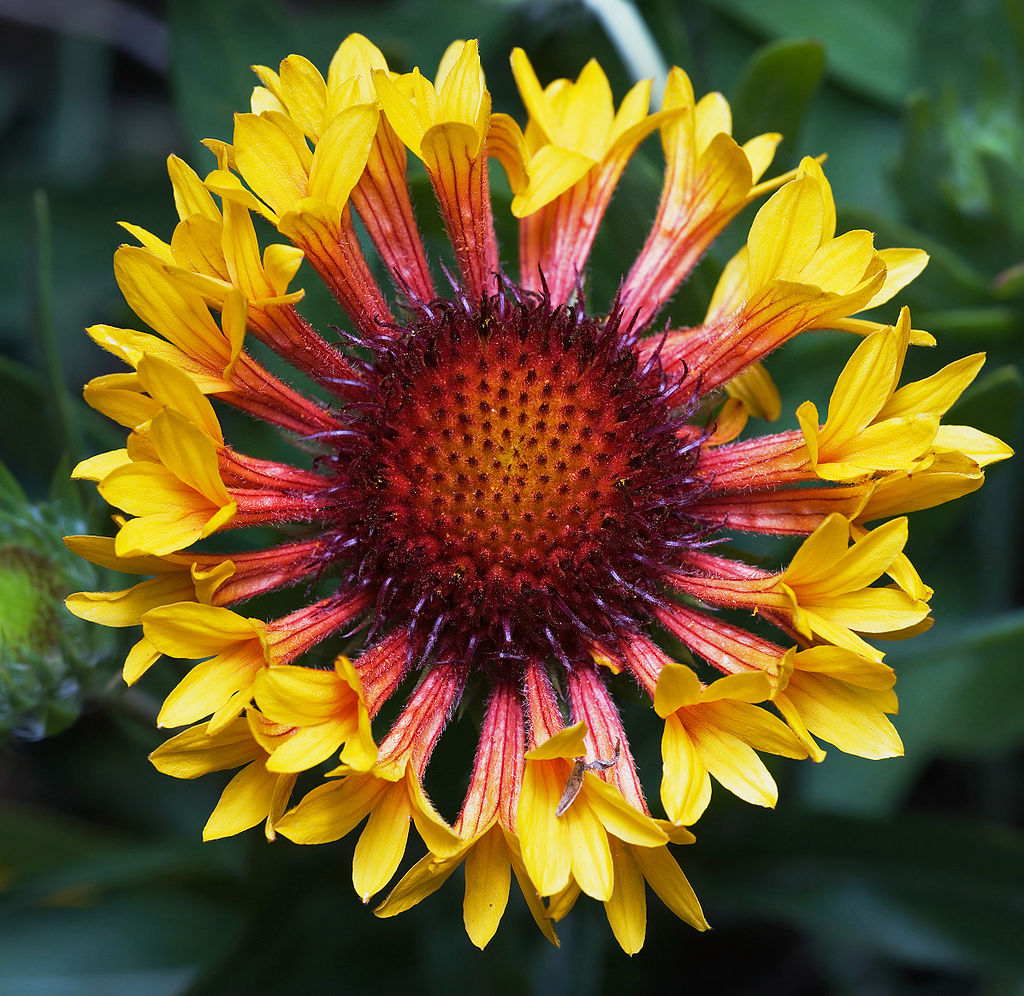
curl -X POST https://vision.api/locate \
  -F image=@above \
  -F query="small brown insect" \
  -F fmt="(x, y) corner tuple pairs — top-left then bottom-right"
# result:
(555, 740), (621, 817)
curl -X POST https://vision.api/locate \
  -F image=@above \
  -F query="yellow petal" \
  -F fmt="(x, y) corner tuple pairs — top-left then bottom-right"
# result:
(168, 154), (221, 222)
(582, 776), (668, 848)
(746, 174), (825, 291)
(698, 671), (775, 705)
(150, 409), (230, 505)
(327, 33), (390, 94)
(820, 328), (898, 443)
(604, 838), (646, 955)
(373, 69), (426, 157)
(726, 361), (781, 420)
(564, 801), (614, 901)
(203, 760), (277, 839)
(511, 144), (594, 218)
(436, 39), (487, 140)
(278, 54), (328, 140)
(884, 353), (985, 420)
(255, 664), (342, 725)
(690, 721), (778, 809)
(113, 246), (228, 363)
(149, 717), (260, 777)
(693, 90), (730, 150)
(785, 672), (903, 759)
(706, 699), (809, 757)
(275, 773), (385, 844)
(65, 574), (195, 627)
(137, 354), (223, 445)
(463, 825), (512, 949)
(233, 111), (312, 216)
(156, 647), (262, 729)
(123, 638), (161, 685)
(518, 759), (572, 896)
(653, 660), (702, 716)
(800, 229), (877, 293)
(307, 103), (378, 207)
(264, 723), (344, 773)
(375, 850), (462, 919)
(742, 132), (782, 182)
(352, 778), (413, 900)
(660, 715), (710, 825)
(632, 845), (708, 930)
(487, 112), (529, 193)
(554, 58), (614, 158)
(934, 424), (1014, 466)
(807, 586), (929, 633)
(143, 602), (263, 656)
(509, 48), (559, 145)
(73, 449), (130, 482)
(863, 248), (929, 309)
(261, 242), (305, 299)
(792, 646), (895, 689)
(525, 721), (588, 761)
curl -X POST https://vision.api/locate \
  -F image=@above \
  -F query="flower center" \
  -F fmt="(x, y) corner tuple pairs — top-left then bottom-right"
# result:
(348, 288), (702, 664)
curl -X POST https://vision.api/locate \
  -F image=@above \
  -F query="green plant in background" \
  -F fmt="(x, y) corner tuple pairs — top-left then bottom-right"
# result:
(0, 464), (115, 739)
(0, 0), (1022, 992)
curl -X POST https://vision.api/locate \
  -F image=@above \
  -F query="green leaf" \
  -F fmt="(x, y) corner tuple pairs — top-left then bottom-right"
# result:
(703, 810), (1024, 973)
(169, 0), (298, 150)
(706, 0), (920, 106)
(731, 38), (826, 152)
(0, 805), (244, 992)
(948, 364), (1022, 443)
(0, 893), (241, 994)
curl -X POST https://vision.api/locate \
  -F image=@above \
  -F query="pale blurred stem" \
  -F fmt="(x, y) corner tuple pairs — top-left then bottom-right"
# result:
(32, 189), (85, 469)
(583, 0), (669, 92)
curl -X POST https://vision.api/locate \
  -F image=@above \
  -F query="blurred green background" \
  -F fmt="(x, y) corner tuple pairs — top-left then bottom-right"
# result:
(2, 0), (1023, 992)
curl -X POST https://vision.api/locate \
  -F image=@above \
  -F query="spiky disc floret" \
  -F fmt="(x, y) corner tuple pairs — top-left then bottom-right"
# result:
(342, 283), (705, 667)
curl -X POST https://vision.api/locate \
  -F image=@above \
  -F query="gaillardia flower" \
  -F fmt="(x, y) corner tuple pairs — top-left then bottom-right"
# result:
(68, 36), (1011, 952)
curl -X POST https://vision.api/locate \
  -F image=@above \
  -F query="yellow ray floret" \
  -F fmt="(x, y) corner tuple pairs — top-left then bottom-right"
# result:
(516, 722), (668, 902)
(653, 664), (808, 826)
(64, 535), (234, 684)
(253, 656), (377, 773)
(773, 646), (902, 761)
(217, 99), (378, 232)
(507, 47), (668, 218)
(772, 514), (930, 661)
(602, 824), (708, 954)
(97, 409), (236, 559)
(93, 250), (248, 391)
(275, 762), (462, 902)
(375, 824), (559, 950)
(797, 308), (989, 481)
(374, 39), (490, 164)
(858, 450), (993, 523)
(149, 712), (299, 840)
(700, 159), (933, 385)
(142, 602), (271, 732)
(83, 353), (226, 446)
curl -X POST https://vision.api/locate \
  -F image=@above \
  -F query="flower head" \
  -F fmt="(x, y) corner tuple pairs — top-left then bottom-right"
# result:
(70, 35), (1011, 952)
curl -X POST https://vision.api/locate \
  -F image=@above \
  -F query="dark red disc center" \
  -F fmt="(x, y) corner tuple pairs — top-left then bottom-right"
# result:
(349, 290), (700, 664)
